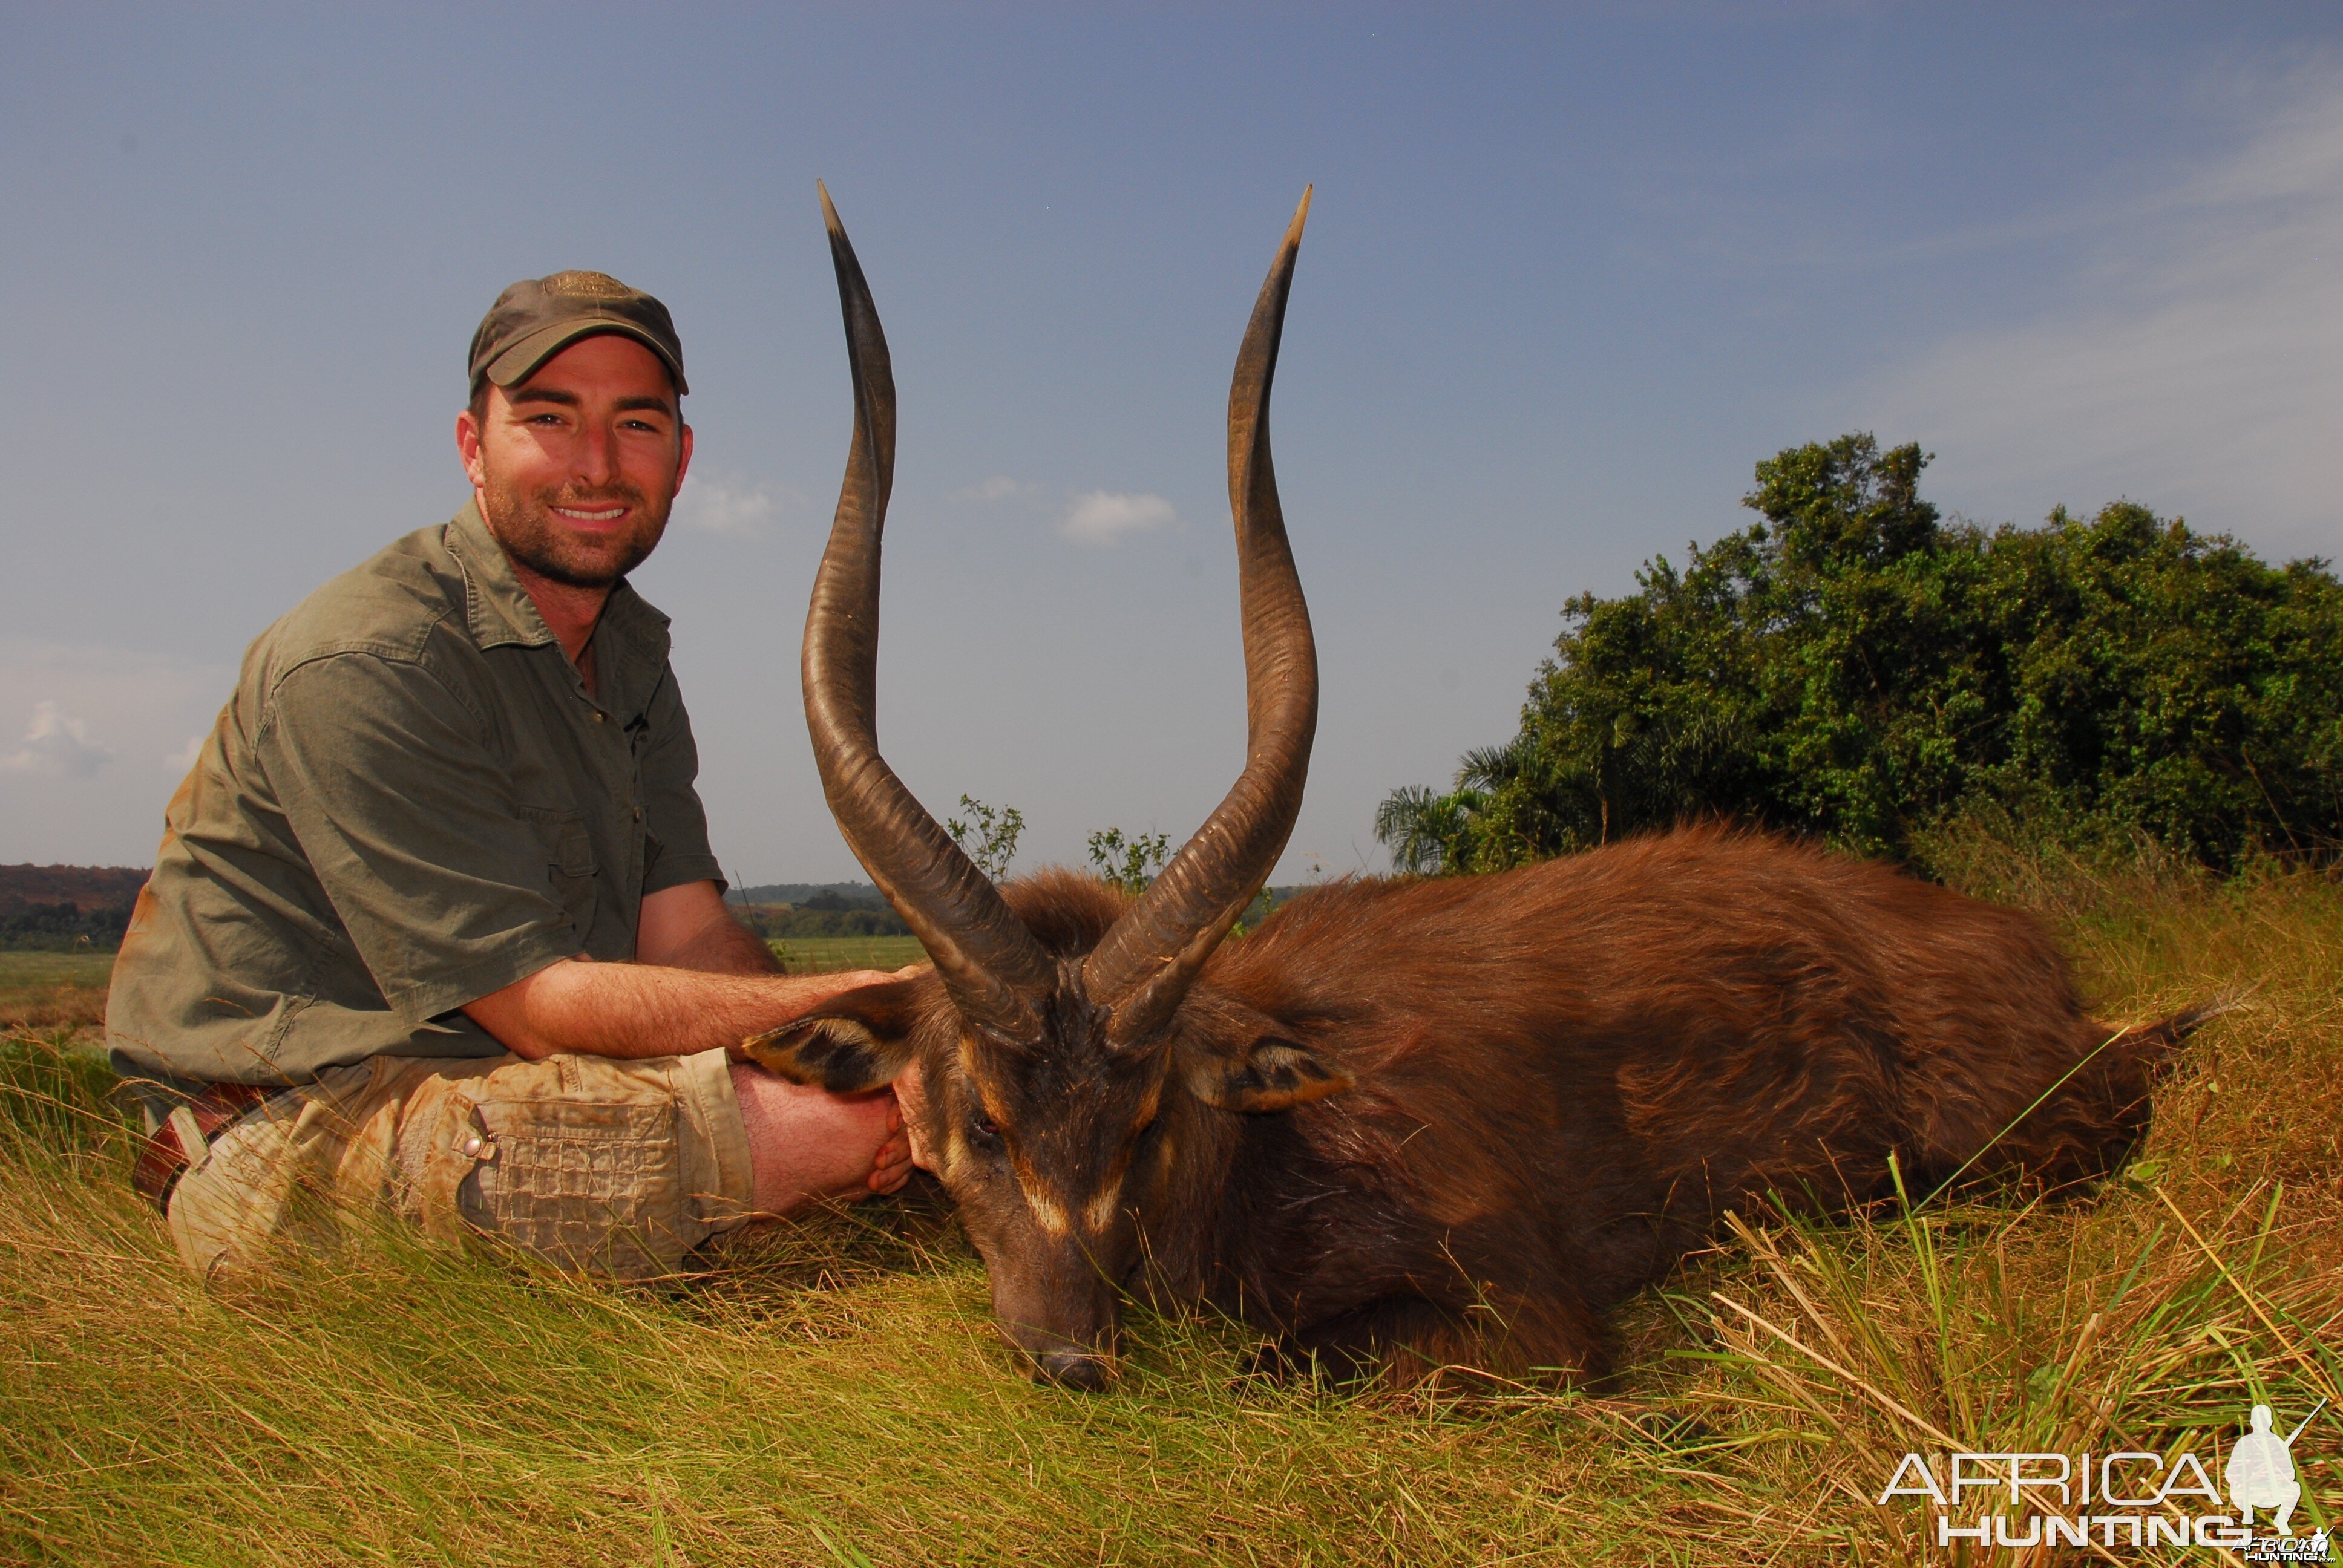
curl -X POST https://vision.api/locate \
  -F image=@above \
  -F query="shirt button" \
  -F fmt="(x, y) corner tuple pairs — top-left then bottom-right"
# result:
(632, 806), (643, 822)
(460, 1135), (482, 1157)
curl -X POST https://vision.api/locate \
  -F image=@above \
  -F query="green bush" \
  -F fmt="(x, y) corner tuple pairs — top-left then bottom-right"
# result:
(1379, 434), (2343, 875)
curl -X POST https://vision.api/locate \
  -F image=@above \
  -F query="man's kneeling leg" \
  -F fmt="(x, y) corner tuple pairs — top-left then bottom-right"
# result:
(167, 1048), (874, 1281)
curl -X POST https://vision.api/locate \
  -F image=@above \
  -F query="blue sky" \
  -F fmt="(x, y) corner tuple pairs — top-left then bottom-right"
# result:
(4, 4), (2339, 881)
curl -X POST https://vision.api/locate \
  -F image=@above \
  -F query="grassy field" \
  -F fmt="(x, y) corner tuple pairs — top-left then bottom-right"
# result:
(0, 950), (112, 1032)
(770, 934), (929, 975)
(2, 848), (2337, 1564)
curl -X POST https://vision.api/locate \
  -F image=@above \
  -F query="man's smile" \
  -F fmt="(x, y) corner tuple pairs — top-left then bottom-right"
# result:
(552, 504), (628, 523)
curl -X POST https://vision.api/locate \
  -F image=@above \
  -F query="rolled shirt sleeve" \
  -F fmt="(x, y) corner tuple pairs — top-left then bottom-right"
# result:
(637, 666), (724, 897)
(257, 652), (585, 1025)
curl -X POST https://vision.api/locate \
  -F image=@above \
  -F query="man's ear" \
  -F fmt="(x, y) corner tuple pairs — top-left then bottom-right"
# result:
(739, 979), (920, 1093)
(1182, 1033), (1352, 1114)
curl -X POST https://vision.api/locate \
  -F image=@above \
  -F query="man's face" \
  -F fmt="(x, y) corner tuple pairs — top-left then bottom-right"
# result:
(456, 334), (693, 589)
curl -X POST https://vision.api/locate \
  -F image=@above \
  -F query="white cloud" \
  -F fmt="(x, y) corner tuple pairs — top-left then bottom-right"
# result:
(2, 701), (113, 778)
(955, 474), (1028, 503)
(1860, 69), (2343, 550)
(673, 473), (782, 537)
(163, 734), (205, 774)
(0, 640), (231, 863)
(1061, 489), (1177, 546)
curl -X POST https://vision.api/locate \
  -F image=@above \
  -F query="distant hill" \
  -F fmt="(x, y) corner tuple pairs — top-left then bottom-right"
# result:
(732, 881), (1319, 908)
(726, 881), (908, 937)
(729, 881), (891, 910)
(0, 864), (148, 918)
(0, 864), (148, 950)
(724, 879), (1316, 945)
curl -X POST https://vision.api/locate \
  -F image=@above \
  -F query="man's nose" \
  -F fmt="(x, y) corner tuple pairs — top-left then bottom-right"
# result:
(572, 420), (621, 487)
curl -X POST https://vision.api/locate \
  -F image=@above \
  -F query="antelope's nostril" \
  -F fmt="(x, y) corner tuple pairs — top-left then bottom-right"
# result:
(1034, 1351), (1111, 1391)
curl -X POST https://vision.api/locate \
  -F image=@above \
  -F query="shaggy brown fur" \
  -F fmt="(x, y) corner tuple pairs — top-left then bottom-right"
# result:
(752, 825), (2197, 1388)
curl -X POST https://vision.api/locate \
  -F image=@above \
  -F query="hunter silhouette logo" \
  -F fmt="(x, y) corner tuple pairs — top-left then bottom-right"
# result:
(2231, 1402), (2312, 1532)
(1875, 1399), (2330, 1557)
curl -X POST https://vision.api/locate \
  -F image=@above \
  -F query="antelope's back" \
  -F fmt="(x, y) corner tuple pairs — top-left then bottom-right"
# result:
(1205, 825), (2124, 1299)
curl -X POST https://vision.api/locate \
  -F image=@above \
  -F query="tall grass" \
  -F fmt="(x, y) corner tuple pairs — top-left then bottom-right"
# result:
(4, 851), (2336, 1564)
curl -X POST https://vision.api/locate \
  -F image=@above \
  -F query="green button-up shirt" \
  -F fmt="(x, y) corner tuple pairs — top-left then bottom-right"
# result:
(107, 501), (724, 1086)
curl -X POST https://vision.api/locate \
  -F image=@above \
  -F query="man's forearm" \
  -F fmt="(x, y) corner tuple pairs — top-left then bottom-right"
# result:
(462, 958), (883, 1062)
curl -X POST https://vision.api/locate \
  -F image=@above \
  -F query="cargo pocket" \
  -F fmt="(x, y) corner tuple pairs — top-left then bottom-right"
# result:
(519, 803), (598, 942)
(453, 1074), (689, 1278)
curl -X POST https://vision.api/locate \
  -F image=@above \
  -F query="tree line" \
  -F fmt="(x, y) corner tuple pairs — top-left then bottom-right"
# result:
(730, 887), (911, 939)
(1, 900), (133, 952)
(1377, 434), (2343, 878)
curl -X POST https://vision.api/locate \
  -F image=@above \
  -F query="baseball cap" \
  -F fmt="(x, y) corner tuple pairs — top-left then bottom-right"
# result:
(467, 270), (689, 397)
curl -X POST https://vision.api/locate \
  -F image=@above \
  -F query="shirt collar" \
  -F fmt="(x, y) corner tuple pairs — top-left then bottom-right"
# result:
(445, 500), (676, 714)
(449, 499), (558, 651)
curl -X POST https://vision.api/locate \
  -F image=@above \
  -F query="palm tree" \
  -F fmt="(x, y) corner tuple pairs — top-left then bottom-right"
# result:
(1373, 785), (1478, 875)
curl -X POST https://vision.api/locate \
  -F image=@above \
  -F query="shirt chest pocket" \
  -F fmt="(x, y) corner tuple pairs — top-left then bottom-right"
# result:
(519, 805), (598, 942)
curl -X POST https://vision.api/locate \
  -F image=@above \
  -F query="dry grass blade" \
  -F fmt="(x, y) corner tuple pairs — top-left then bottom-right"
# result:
(1708, 1290), (1959, 1451)
(2152, 1183), (2343, 1411)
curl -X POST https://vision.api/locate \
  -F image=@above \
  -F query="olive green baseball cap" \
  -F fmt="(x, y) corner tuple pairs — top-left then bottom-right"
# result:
(467, 270), (689, 397)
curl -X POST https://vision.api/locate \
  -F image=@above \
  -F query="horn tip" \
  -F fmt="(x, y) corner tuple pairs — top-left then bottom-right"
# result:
(818, 180), (843, 235)
(1289, 185), (1313, 238)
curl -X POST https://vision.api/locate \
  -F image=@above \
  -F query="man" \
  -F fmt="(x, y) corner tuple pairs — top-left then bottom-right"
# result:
(2226, 1403), (2304, 1534)
(108, 270), (917, 1281)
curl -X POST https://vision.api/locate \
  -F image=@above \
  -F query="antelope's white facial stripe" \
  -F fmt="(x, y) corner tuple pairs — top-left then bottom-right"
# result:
(1025, 1188), (1073, 1238)
(1082, 1181), (1124, 1235)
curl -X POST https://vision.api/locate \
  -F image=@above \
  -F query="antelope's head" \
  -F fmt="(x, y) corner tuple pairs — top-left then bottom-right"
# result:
(744, 185), (1343, 1388)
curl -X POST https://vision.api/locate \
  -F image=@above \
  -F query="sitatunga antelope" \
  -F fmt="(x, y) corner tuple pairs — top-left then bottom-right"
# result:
(749, 185), (2203, 1390)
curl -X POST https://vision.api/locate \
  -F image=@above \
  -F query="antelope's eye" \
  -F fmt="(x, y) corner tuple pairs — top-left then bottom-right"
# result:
(969, 1112), (1001, 1144)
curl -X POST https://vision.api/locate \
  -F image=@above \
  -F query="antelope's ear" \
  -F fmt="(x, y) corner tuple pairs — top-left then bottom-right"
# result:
(1185, 1033), (1352, 1114)
(739, 979), (921, 1093)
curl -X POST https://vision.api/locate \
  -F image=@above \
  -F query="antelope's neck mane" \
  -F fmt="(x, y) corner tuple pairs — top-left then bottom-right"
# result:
(996, 870), (1137, 957)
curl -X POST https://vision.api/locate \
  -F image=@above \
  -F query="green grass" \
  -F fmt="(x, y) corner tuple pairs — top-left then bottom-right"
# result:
(768, 933), (929, 975)
(0, 950), (114, 992)
(0, 950), (111, 1031)
(2, 848), (2337, 1563)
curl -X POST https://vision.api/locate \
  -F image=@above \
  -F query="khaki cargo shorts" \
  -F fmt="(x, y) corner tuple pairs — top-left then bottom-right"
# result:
(166, 1048), (756, 1282)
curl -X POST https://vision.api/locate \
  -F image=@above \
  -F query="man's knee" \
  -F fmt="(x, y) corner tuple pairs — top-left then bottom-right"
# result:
(166, 1048), (756, 1282)
(402, 1049), (755, 1276)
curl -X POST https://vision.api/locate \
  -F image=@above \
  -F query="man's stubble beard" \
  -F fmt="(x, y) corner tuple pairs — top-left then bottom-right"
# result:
(482, 471), (672, 589)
